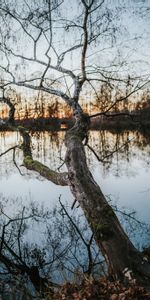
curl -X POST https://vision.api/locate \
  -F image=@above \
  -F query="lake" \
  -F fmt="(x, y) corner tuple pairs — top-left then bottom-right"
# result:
(0, 129), (150, 294)
(0, 130), (150, 222)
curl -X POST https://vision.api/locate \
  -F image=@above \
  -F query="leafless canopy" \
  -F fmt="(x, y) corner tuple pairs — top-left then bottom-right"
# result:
(0, 0), (149, 119)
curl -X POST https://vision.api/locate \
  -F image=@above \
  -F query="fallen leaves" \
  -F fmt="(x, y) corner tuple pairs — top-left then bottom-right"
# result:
(49, 277), (150, 300)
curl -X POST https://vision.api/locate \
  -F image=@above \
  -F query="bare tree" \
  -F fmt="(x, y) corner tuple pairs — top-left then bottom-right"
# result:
(0, 0), (150, 285)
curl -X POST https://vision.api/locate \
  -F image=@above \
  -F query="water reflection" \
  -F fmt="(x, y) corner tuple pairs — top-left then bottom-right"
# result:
(31, 131), (65, 170)
(87, 130), (150, 177)
(0, 129), (150, 297)
(0, 196), (104, 297)
(0, 130), (150, 176)
(0, 194), (149, 298)
(0, 129), (150, 222)
(0, 131), (66, 177)
(0, 130), (150, 215)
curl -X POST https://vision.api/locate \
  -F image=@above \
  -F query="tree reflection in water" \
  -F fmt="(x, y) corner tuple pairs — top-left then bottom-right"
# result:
(0, 193), (149, 298)
(87, 130), (150, 177)
(0, 129), (150, 297)
(0, 130), (150, 177)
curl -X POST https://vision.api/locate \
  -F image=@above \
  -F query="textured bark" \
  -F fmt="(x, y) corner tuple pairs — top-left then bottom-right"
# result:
(23, 156), (68, 186)
(65, 124), (150, 284)
(17, 122), (150, 284)
(19, 126), (69, 186)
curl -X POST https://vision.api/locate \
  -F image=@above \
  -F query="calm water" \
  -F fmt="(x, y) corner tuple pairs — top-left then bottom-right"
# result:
(0, 129), (150, 294)
(0, 130), (150, 222)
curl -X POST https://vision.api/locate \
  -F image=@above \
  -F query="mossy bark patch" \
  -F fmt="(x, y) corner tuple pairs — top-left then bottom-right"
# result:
(24, 156), (68, 186)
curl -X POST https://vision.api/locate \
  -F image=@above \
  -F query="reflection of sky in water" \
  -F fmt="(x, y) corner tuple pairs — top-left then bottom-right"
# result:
(0, 130), (150, 229)
(94, 160), (150, 223)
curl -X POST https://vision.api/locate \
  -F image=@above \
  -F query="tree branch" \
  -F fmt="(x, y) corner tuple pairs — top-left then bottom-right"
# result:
(19, 127), (69, 186)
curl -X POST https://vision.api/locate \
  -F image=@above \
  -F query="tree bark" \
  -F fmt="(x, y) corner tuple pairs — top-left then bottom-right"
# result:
(15, 119), (150, 285)
(19, 126), (69, 186)
(65, 121), (150, 285)
(23, 156), (68, 186)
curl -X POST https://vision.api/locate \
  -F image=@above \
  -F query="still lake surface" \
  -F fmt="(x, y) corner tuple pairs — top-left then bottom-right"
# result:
(0, 129), (150, 247)
(0, 128), (150, 297)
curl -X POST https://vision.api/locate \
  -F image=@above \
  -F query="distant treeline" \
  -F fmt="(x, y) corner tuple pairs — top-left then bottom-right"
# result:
(0, 85), (150, 121)
(1, 107), (150, 132)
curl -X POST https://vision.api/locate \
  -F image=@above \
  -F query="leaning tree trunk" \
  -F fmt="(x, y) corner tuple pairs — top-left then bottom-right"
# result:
(65, 119), (150, 285)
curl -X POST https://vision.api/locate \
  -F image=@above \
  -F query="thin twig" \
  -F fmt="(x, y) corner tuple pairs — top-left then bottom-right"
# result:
(86, 137), (134, 163)
(0, 145), (18, 157)
(13, 147), (24, 176)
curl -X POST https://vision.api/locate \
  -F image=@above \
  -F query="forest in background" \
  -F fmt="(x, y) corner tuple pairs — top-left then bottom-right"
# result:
(0, 0), (150, 298)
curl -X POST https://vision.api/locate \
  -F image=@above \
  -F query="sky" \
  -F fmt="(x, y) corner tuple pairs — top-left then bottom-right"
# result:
(0, 0), (150, 102)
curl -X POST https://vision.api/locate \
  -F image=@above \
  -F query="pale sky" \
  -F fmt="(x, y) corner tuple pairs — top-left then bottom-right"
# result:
(0, 0), (150, 99)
